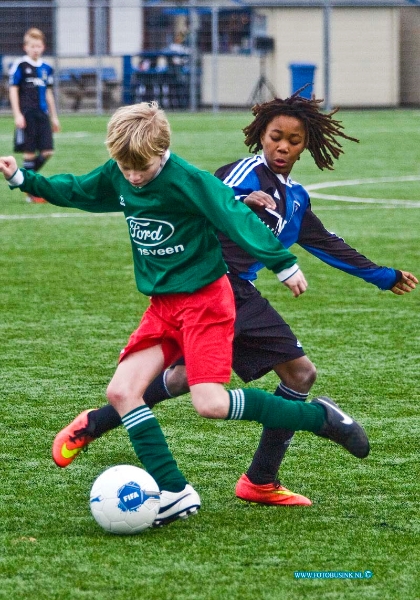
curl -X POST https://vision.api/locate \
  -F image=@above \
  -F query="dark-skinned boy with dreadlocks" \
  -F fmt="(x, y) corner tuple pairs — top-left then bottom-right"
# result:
(53, 94), (417, 506)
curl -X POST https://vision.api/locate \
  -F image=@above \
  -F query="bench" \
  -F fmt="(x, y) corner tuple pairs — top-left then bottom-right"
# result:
(58, 67), (119, 111)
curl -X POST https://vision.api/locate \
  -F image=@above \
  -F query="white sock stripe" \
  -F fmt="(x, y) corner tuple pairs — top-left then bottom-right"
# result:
(229, 390), (236, 419)
(230, 389), (245, 420)
(122, 407), (154, 430)
(122, 406), (152, 424)
(230, 390), (238, 419)
(278, 383), (309, 400)
(122, 408), (152, 424)
(237, 389), (245, 419)
(123, 412), (155, 430)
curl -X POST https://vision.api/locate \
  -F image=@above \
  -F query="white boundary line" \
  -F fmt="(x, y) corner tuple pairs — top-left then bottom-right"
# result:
(0, 212), (121, 220)
(1, 176), (419, 220)
(306, 175), (420, 207)
(0, 131), (95, 142)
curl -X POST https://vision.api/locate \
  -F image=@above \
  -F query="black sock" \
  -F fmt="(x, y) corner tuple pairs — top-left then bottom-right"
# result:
(87, 404), (122, 438)
(246, 383), (309, 485)
(34, 155), (48, 171)
(143, 370), (173, 408)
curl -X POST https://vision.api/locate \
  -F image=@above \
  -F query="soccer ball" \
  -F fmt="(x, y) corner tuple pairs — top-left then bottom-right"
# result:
(89, 465), (161, 534)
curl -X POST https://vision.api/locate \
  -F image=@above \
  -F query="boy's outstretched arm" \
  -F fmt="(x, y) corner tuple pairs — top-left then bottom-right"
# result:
(0, 156), (18, 180)
(390, 271), (418, 295)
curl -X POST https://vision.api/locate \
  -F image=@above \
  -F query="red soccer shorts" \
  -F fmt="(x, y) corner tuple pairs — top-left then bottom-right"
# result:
(119, 275), (236, 386)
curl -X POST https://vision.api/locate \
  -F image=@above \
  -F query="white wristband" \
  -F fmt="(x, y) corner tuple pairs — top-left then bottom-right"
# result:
(7, 169), (25, 187)
(277, 264), (299, 283)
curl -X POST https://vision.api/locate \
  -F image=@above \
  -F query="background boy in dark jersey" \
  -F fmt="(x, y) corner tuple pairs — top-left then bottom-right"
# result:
(9, 27), (60, 203)
(50, 96), (417, 510)
(1, 101), (370, 527)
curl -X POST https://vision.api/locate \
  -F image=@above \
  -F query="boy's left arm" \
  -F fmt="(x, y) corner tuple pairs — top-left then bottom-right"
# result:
(298, 207), (417, 293)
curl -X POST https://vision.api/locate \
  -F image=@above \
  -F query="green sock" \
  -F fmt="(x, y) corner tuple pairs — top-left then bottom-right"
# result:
(227, 388), (324, 432)
(121, 406), (187, 493)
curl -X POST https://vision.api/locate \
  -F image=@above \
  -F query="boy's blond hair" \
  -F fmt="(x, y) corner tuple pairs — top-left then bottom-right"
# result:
(24, 28), (46, 45)
(106, 102), (171, 169)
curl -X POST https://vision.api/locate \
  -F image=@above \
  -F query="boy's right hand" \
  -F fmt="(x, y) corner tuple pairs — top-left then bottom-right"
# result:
(15, 114), (26, 129)
(0, 156), (19, 180)
(282, 268), (308, 298)
(244, 191), (276, 210)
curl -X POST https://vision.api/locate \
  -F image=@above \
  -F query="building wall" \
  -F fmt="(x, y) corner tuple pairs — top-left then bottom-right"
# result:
(55, 0), (142, 57)
(202, 6), (401, 107)
(400, 7), (420, 105)
(110, 0), (143, 56)
(56, 0), (90, 57)
(201, 54), (260, 106)
(263, 7), (400, 107)
(330, 8), (399, 106)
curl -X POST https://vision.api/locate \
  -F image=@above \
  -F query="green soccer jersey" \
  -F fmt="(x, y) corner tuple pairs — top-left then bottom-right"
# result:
(16, 153), (298, 296)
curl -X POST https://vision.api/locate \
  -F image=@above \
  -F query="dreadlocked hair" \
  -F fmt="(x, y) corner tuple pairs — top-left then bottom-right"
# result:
(243, 91), (359, 171)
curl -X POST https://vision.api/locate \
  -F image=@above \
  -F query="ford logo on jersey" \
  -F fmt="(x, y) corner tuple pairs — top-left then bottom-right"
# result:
(126, 217), (174, 247)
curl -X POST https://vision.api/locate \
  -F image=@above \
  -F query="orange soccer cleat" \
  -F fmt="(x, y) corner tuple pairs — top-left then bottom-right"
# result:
(235, 474), (312, 506)
(25, 193), (47, 203)
(52, 409), (96, 468)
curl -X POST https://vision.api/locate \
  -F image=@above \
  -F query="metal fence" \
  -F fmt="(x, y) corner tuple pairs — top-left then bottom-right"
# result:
(1, 0), (251, 114)
(1, 0), (420, 114)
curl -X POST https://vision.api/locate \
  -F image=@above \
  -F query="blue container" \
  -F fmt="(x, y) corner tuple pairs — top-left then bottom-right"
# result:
(289, 63), (316, 98)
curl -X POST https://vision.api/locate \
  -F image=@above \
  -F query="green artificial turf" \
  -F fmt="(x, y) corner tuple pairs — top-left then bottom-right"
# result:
(0, 109), (419, 599)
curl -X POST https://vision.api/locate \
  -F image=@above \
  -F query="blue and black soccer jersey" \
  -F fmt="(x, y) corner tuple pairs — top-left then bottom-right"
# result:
(9, 55), (54, 114)
(215, 155), (401, 290)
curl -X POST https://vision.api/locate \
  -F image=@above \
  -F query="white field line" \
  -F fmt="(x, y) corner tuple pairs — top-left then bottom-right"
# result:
(0, 212), (121, 220)
(306, 175), (420, 207)
(1, 176), (419, 220)
(0, 131), (93, 142)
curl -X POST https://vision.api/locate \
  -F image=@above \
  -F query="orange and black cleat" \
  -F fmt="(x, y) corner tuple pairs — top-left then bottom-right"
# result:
(52, 409), (96, 468)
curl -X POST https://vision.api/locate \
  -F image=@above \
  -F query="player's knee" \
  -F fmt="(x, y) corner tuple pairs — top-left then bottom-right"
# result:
(195, 404), (225, 419)
(190, 384), (229, 419)
(166, 366), (189, 396)
(292, 366), (316, 392)
(302, 361), (317, 388)
(280, 357), (317, 392)
(194, 402), (217, 419)
(106, 380), (127, 408)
